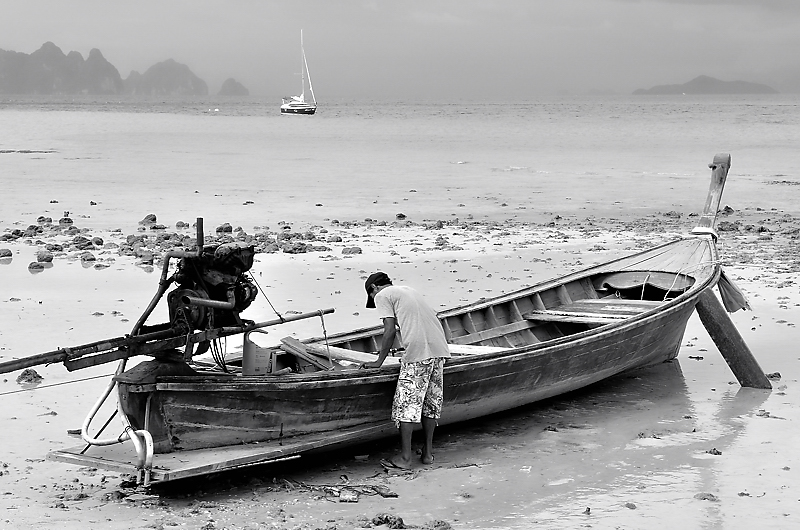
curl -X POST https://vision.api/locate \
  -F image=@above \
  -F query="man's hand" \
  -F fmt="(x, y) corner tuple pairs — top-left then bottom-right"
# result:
(360, 360), (383, 369)
(359, 317), (397, 369)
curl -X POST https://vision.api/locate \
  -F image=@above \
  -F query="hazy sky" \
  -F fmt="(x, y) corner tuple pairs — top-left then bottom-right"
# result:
(3, 0), (800, 99)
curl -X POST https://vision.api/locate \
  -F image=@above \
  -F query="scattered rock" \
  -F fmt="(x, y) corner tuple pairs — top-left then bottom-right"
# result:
(717, 221), (739, 232)
(694, 492), (719, 502)
(139, 214), (157, 226)
(0, 248), (11, 258)
(72, 236), (95, 250)
(36, 250), (54, 262)
(282, 241), (309, 254)
(372, 513), (405, 529)
(766, 372), (781, 380)
(16, 368), (43, 384)
(420, 521), (452, 530)
(28, 262), (45, 271)
(342, 247), (363, 255)
(102, 491), (127, 502)
(396, 213), (407, 220)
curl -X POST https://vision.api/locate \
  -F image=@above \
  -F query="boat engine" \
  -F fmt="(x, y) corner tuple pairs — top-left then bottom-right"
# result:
(167, 241), (258, 333)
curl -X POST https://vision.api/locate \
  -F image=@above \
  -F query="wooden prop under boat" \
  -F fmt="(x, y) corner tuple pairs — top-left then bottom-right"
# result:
(6, 154), (771, 485)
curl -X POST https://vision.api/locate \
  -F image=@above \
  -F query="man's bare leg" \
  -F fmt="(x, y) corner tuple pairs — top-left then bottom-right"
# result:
(421, 416), (436, 464)
(392, 421), (415, 469)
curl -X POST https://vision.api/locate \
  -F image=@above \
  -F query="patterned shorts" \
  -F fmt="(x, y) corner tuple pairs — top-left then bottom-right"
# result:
(391, 357), (446, 426)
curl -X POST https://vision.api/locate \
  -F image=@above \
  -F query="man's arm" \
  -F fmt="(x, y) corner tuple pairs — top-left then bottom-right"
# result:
(362, 317), (396, 369)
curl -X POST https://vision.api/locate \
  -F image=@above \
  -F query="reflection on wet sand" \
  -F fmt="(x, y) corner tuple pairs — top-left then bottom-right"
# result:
(423, 360), (772, 528)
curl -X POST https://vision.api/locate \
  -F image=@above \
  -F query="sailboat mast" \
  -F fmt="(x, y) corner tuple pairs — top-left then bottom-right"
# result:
(300, 30), (306, 102)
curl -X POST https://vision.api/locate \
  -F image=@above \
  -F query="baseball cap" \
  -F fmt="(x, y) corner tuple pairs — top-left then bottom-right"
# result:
(365, 271), (390, 308)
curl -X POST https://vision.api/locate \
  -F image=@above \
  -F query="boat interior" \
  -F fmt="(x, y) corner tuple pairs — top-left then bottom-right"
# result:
(204, 269), (695, 376)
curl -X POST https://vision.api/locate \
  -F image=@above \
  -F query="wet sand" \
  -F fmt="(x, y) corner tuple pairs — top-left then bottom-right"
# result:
(1, 188), (799, 529)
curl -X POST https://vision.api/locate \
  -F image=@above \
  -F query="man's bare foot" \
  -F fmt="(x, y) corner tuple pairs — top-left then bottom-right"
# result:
(421, 453), (434, 465)
(381, 457), (412, 470)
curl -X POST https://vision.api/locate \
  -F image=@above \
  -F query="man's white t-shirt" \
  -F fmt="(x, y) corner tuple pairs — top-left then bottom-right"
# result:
(374, 285), (450, 363)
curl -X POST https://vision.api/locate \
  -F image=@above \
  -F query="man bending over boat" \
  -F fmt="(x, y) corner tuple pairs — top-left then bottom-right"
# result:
(361, 271), (451, 469)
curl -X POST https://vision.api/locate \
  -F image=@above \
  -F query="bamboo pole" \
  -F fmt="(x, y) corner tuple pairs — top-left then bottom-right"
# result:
(0, 308), (335, 375)
(695, 289), (771, 389)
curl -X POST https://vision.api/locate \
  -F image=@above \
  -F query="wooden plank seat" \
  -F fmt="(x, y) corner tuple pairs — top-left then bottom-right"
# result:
(449, 320), (536, 345)
(523, 298), (663, 325)
(448, 344), (509, 355)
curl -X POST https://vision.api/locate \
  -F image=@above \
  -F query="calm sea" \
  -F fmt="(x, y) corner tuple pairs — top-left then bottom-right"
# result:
(1, 94), (799, 232)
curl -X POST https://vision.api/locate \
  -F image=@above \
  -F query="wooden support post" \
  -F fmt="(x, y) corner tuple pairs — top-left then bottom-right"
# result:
(695, 289), (771, 389)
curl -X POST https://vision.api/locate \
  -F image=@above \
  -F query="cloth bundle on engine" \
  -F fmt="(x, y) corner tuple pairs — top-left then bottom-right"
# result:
(167, 241), (258, 332)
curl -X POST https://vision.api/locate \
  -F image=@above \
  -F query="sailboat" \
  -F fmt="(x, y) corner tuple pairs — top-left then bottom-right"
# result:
(280, 30), (316, 115)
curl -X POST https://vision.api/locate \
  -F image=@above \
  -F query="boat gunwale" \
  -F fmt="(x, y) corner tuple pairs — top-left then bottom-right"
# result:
(151, 289), (704, 392)
(149, 256), (720, 391)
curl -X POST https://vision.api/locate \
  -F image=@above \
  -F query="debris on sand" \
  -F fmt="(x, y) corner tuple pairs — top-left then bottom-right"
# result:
(338, 488), (359, 502)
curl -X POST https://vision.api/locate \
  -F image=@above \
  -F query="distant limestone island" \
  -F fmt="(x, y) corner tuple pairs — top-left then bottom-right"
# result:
(634, 75), (778, 95)
(0, 42), (248, 96)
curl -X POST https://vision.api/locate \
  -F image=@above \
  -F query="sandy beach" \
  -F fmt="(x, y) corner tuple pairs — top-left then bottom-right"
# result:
(2, 96), (800, 529)
(2, 180), (799, 529)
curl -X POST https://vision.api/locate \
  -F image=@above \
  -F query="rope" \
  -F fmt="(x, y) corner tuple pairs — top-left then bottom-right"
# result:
(211, 336), (228, 373)
(250, 273), (285, 323)
(318, 310), (333, 369)
(0, 372), (114, 396)
(664, 259), (721, 301)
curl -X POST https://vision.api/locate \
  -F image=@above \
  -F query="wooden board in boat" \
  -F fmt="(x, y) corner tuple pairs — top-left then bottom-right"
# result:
(523, 298), (663, 324)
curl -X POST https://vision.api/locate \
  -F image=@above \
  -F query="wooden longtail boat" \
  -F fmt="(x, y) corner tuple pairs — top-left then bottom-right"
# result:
(3, 154), (770, 485)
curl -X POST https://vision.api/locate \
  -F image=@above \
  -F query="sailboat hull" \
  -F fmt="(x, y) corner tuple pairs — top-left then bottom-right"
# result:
(280, 104), (316, 115)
